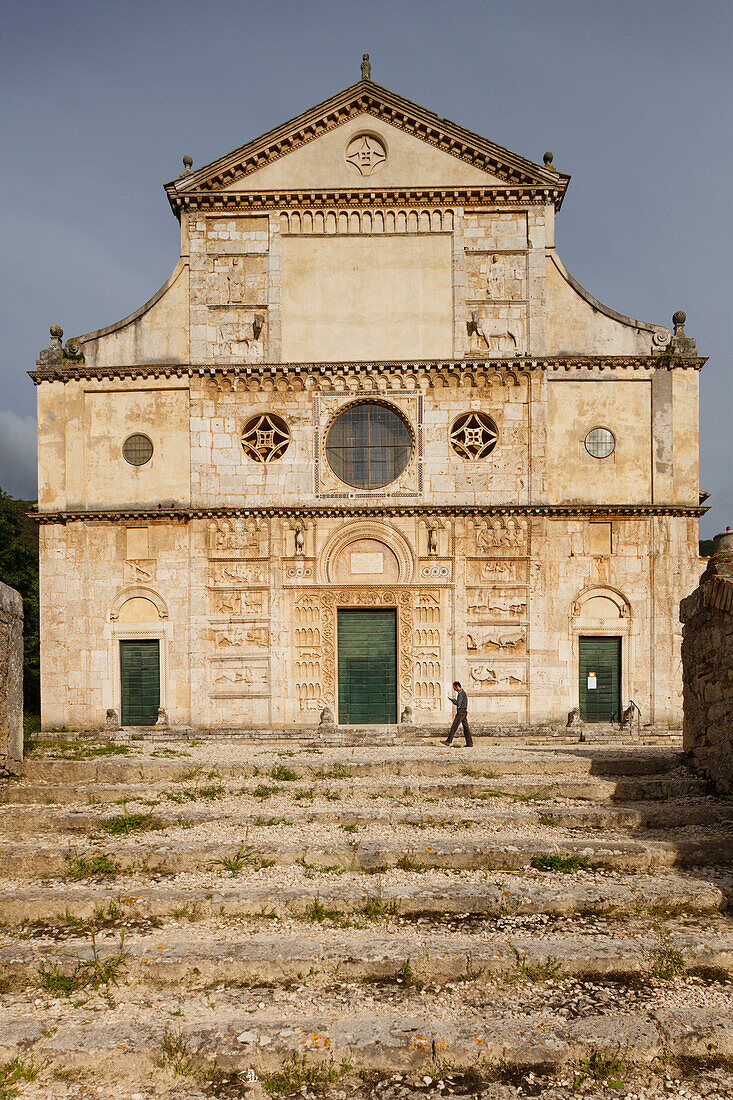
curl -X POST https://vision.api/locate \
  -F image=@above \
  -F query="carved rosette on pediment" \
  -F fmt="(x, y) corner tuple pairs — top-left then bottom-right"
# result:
(314, 391), (423, 500)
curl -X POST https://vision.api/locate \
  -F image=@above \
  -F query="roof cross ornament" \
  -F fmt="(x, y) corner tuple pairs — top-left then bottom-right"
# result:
(361, 53), (371, 80)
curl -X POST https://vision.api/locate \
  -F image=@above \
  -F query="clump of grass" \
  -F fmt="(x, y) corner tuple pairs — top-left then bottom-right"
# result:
(25, 738), (130, 760)
(171, 902), (201, 922)
(507, 951), (564, 984)
(38, 930), (128, 996)
(0, 1055), (49, 1097)
(396, 853), (428, 872)
(101, 807), (164, 835)
(396, 958), (413, 983)
(320, 763), (353, 780)
(270, 764), (298, 782)
(359, 894), (398, 922)
(648, 928), (686, 980)
(574, 1050), (626, 1090)
(207, 842), (274, 877)
(260, 1052), (352, 1096)
(530, 853), (590, 873)
(251, 784), (281, 800)
(252, 815), (287, 826)
(340, 822), (358, 834)
(300, 897), (344, 924)
(64, 850), (120, 880)
(156, 1028), (195, 1077)
(293, 787), (316, 801)
(323, 789), (342, 802)
(165, 778), (225, 804)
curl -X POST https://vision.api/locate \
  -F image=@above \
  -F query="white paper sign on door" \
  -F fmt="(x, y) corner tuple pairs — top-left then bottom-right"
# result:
(587, 672), (597, 690)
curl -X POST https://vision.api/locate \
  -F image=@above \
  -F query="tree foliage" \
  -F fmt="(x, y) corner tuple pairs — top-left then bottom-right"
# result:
(0, 489), (39, 712)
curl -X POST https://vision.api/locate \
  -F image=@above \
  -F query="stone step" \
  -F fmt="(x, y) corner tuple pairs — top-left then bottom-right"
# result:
(0, 772), (709, 807)
(0, 797), (729, 836)
(0, 869), (723, 925)
(1, 828), (730, 880)
(5, 1003), (732, 1077)
(3, 927), (731, 988)
(18, 749), (684, 783)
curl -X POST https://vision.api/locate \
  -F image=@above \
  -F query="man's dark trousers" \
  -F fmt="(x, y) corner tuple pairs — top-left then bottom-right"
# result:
(446, 710), (473, 746)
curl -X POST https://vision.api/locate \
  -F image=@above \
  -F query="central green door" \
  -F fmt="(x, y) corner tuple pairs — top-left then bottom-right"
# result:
(120, 640), (160, 726)
(337, 609), (397, 724)
(579, 637), (621, 722)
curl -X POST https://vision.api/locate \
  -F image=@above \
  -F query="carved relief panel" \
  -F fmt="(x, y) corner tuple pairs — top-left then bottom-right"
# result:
(209, 657), (269, 697)
(293, 595), (324, 713)
(412, 592), (442, 711)
(466, 252), (527, 302)
(208, 518), (269, 558)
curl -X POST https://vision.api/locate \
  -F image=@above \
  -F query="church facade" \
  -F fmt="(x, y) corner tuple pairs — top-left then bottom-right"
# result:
(33, 62), (705, 732)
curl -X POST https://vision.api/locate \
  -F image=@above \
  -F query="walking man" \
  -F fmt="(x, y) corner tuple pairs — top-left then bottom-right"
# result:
(442, 681), (473, 747)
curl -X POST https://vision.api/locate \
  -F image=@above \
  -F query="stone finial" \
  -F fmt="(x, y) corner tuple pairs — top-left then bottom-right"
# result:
(543, 151), (554, 166)
(361, 53), (371, 80)
(49, 324), (63, 348)
(38, 323), (65, 365)
(668, 310), (697, 356)
(179, 155), (193, 178)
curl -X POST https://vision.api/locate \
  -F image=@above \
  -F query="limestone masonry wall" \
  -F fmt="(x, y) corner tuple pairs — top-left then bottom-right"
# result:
(0, 581), (23, 773)
(680, 529), (733, 795)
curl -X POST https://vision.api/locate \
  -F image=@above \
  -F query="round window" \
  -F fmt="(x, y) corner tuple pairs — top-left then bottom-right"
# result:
(325, 402), (412, 490)
(450, 411), (498, 460)
(122, 434), (153, 466)
(585, 427), (615, 459)
(241, 413), (290, 463)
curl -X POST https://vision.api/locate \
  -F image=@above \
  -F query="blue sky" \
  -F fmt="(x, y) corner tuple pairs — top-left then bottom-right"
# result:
(1, 0), (730, 536)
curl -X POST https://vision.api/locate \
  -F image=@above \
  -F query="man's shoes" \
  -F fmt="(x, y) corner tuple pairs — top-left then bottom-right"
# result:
(441, 739), (452, 746)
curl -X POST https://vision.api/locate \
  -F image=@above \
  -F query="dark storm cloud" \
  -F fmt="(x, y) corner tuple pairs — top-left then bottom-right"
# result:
(1, 0), (731, 530)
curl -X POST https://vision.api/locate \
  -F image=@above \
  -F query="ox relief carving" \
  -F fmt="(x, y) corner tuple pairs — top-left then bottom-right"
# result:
(293, 596), (324, 712)
(412, 593), (441, 711)
(466, 310), (525, 355)
(207, 519), (267, 557)
(467, 588), (527, 620)
(209, 562), (267, 587)
(475, 518), (529, 552)
(212, 591), (267, 616)
(468, 559), (528, 585)
(469, 662), (527, 691)
(467, 628), (527, 656)
(214, 624), (269, 650)
(210, 658), (269, 696)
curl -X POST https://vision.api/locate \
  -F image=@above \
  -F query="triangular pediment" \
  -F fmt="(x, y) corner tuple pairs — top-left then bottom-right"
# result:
(165, 79), (569, 209)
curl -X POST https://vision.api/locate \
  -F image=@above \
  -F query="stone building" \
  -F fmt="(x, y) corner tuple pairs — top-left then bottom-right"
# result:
(32, 61), (706, 732)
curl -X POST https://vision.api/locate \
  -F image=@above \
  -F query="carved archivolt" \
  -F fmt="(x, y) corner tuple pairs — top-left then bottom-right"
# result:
(570, 586), (631, 622)
(319, 522), (415, 584)
(110, 586), (168, 622)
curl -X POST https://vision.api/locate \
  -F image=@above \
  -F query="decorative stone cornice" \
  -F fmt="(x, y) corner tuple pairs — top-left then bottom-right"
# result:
(32, 503), (708, 525)
(164, 79), (569, 213)
(168, 186), (565, 215)
(29, 355), (707, 386)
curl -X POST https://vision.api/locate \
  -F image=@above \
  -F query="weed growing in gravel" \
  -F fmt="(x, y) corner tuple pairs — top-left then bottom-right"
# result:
(293, 787), (316, 801)
(157, 1028), (195, 1077)
(166, 775), (225, 803)
(574, 1050), (626, 1090)
(64, 849), (121, 880)
(320, 763), (353, 780)
(270, 764), (298, 782)
(508, 950), (564, 984)
(251, 784), (281, 799)
(38, 930), (128, 996)
(252, 815), (287, 826)
(324, 789), (342, 801)
(396, 958), (413, 982)
(341, 822), (358, 833)
(171, 902), (201, 922)
(538, 813), (561, 826)
(648, 927), (686, 980)
(396, 852), (428, 872)
(259, 1052), (352, 1096)
(0, 1055), (49, 1097)
(208, 842), (274, 877)
(359, 894), (398, 921)
(150, 748), (190, 758)
(530, 854), (590, 873)
(101, 806), (164, 835)
(300, 897), (351, 926)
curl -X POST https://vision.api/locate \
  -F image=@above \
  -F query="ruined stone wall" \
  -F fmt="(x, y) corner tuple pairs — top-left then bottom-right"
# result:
(0, 581), (23, 773)
(680, 542), (733, 795)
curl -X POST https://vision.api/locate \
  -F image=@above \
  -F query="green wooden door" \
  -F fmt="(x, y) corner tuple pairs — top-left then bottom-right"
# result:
(337, 609), (397, 724)
(120, 640), (160, 726)
(579, 637), (621, 722)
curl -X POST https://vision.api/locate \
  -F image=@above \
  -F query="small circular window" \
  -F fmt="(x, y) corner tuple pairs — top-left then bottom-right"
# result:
(585, 427), (615, 459)
(242, 413), (290, 463)
(122, 434), (153, 466)
(450, 411), (498, 460)
(325, 402), (412, 490)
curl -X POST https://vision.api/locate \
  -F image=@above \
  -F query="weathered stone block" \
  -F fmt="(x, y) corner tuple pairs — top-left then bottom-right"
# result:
(0, 581), (23, 774)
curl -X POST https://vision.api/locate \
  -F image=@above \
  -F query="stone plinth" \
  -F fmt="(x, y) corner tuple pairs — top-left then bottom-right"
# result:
(680, 528), (733, 794)
(0, 581), (23, 774)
